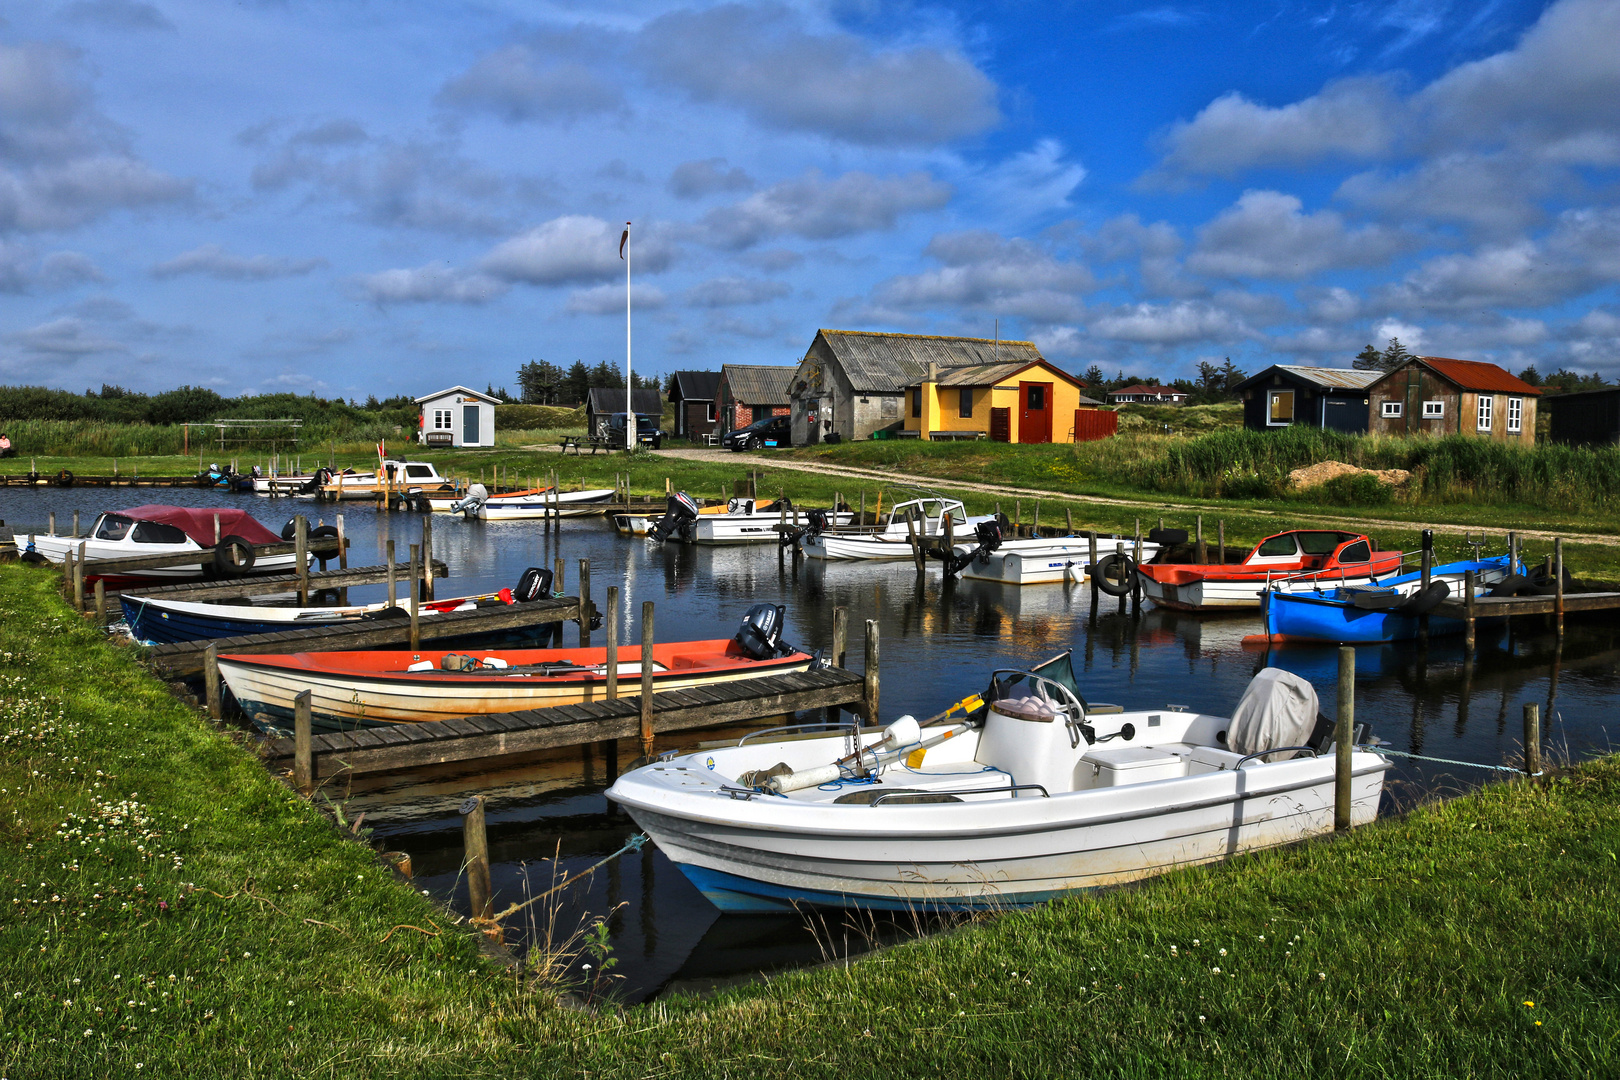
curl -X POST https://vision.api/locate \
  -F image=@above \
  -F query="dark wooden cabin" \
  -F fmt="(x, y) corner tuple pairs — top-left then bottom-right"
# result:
(1545, 387), (1620, 446)
(1232, 365), (1380, 433)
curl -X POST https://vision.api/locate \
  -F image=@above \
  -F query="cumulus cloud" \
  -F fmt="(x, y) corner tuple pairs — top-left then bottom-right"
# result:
(684, 276), (790, 308)
(638, 3), (998, 146)
(481, 215), (674, 285)
(566, 282), (666, 315)
(151, 244), (326, 280)
(868, 230), (1092, 323)
(1336, 152), (1559, 235)
(1088, 301), (1252, 345)
(58, 1), (174, 31)
(435, 43), (624, 123)
(1187, 190), (1408, 280)
(351, 265), (507, 305)
(0, 242), (105, 292)
(700, 169), (951, 249)
(7, 315), (128, 356)
(667, 158), (754, 200)
(967, 139), (1086, 217)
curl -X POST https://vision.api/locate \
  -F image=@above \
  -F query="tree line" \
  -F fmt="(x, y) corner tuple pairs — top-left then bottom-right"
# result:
(514, 360), (661, 406)
(0, 384), (419, 427)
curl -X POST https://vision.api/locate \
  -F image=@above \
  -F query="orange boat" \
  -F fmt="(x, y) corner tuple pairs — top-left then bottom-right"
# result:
(1130, 529), (1402, 612)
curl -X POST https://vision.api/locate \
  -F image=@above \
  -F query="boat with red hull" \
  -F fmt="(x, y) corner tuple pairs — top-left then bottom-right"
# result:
(1134, 529), (1403, 612)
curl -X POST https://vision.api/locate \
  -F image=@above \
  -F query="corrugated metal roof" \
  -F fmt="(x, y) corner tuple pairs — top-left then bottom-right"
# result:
(818, 330), (1043, 393)
(413, 385), (502, 405)
(1417, 356), (1543, 395)
(931, 361), (1038, 387)
(721, 364), (797, 404)
(670, 370), (721, 400)
(1232, 365), (1381, 392)
(585, 387), (663, 415)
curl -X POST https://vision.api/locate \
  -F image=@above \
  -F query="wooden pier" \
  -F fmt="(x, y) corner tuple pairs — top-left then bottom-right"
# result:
(264, 666), (867, 780)
(1, 472), (202, 488)
(100, 559), (447, 603)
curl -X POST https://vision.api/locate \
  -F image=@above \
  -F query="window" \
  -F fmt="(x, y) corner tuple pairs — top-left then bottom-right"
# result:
(706, 401), (717, 422)
(910, 388), (922, 418)
(1256, 534), (1299, 557)
(1299, 532), (1347, 556)
(433, 409), (452, 430)
(880, 396), (899, 419)
(1026, 385), (1045, 410)
(959, 387), (974, 418)
(1382, 401), (1403, 418)
(1423, 400), (1444, 418)
(1477, 395), (1493, 431)
(1336, 540), (1371, 563)
(95, 514), (133, 541)
(405, 465), (433, 479)
(1507, 397), (1522, 433)
(132, 521), (187, 545)
(1268, 390), (1294, 425)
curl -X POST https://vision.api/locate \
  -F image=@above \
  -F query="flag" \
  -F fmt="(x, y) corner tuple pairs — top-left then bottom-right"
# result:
(619, 222), (630, 259)
(377, 440), (385, 463)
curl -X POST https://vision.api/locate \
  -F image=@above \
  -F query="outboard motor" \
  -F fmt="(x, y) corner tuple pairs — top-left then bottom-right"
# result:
(648, 491), (700, 543)
(451, 483), (489, 518)
(782, 507), (831, 547)
(733, 603), (790, 660)
(297, 467), (332, 495)
(940, 519), (1003, 578)
(513, 566), (554, 603)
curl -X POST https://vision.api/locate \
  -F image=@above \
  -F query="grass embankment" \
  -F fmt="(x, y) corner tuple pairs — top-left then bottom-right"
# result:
(4, 562), (1620, 1076)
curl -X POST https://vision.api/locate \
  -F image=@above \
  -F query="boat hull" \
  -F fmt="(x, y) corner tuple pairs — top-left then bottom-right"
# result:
(958, 538), (1162, 586)
(27, 533), (307, 586)
(1262, 556), (1513, 643)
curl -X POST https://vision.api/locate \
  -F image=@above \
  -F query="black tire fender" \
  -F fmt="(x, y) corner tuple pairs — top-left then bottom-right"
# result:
(1396, 579), (1450, 616)
(54, 469), (73, 488)
(310, 525), (339, 539)
(1093, 552), (1135, 597)
(213, 535), (256, 577)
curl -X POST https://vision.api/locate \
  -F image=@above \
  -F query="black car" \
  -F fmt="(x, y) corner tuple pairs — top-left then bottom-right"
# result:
(721, 415), (791, 451)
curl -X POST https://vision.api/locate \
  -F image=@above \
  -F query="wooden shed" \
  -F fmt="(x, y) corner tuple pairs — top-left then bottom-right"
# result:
(585, 387), (663, 439)
(902, 359), (1100, 443)
(1545, 387), (1620, 446)
(668, 371), (722, 441)
(1232, 365), (1380, 434)
(414, 386), (499, 448)
(717, 365), (795, 434)
(1366, 357), (1540, 444)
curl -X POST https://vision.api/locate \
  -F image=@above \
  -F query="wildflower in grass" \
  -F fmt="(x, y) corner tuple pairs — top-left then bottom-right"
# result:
(1524, 1001), (1534, 1008)
(1318, 972), (1326, 981)
(1536, 1021), (1542, 1027)
(1192, 939), (1199, 946)
(1211, 967), (1221, 975)
(1219, 949), (1227, 957)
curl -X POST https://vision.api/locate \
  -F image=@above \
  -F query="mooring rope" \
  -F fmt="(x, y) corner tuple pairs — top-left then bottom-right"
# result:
(489, 833), (649, 924)
(1362, 745), (1539, 776)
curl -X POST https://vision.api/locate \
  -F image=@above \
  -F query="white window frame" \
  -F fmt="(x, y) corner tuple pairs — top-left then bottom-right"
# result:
(1477, 395), (1493, 432)
(433, 409), (453, 430)
(1381, 401), (1402, 418)
(1507, 397), (1522, 433)
(1267, 390), (1295, 426)
(1422, 400), (1444, 418)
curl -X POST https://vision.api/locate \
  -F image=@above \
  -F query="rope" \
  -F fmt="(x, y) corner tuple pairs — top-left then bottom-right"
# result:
(489, 833), (649, 924)
(1362, 745), (1540, 776)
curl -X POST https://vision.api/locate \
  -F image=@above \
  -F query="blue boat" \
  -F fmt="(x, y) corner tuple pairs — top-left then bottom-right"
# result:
(119, 587), (521, 646)
(1263, 555), (1517, 645)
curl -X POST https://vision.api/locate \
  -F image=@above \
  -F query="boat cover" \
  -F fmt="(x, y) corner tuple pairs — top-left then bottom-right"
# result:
(1228, 668), (1317, 757)
(112, 505), (282, 546)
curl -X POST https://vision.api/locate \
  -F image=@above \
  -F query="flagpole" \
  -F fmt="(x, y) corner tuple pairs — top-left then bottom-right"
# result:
(624, 221), (632, 450)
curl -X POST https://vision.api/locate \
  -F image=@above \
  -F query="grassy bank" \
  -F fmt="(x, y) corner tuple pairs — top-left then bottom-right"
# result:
(3, 564), (1620, 1075)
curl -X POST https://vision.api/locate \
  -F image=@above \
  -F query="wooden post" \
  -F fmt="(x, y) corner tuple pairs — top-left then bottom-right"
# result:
(1033, 501), (1040, 537)
(578, 558), (592, 646)
(863, 619), (880, 725)
(203, 644), (221, 721)
(1522, 702), (1541, 777)
(73, 510), (81, 538)
(1014, 498), (1021, 537)
(1115, 542), (1127, 615)
(335, 513), (348, 570)
(1217, 520), (1226, 565)
(554, 556), (565, 596)
(860, 491), (866, 527)
(48, 511), (55, 537)
(386, 539), (397, 608)
(1463, 569), (1477, 652)
(605, 586), (619, 701)
(944, 508), (954, 554)
(832, 606), (848, 669)
(94, 580), (105, 625)
(293, 689), (313, 795)
(1065, 507), (1074, 534)
(421, 514), (434, 601)
(408, 544), (421, 651)
(295, 514), (309, 605)
(1554, 537), (1565, 636)
(1196, 514), (1206, 564)
(639, 600), (656, 758)
(73, 542), (86, 612)
(905, 513), (924, 573)
(212, 513), (220, 545)
(1335, 647), (1354, 831)
(461, 795), (492, 921)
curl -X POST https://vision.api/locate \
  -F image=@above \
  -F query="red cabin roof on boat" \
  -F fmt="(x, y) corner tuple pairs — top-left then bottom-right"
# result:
(113, 505), (282, 547)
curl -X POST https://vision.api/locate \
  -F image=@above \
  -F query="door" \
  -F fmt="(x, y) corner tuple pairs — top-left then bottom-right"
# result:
(804, 399), (820, 445)
(1321, 396), (1369, 433)
(1019, 382), (1052, 443)
(990, 408), (1011, 442)
(462, 405), (480, 445)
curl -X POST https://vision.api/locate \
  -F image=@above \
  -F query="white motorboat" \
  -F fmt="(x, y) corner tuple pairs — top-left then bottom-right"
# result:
(608, 658), (1388, 912)
(950, 534), (1163, 586)
(319, 459), (455, 504)
(439, 484), (617, 520)
(26, 505), (311, 587)
(800, 497), (995, 561)
(646, 496), (855, 545)
(251, 467), (365, 497)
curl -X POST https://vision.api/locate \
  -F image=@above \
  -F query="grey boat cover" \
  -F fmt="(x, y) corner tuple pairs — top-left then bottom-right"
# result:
(1228, 668), (1318, 757)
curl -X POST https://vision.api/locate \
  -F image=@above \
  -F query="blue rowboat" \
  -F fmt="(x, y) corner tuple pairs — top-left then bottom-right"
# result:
(1262, 555), (1516, 645)
(119, 589), (516, 646)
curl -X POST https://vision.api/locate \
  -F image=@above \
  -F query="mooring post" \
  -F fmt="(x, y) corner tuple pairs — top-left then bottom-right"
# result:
(460, 795), (492, 921)
(335, 513), (348, 571)
(421, 514), (434, 600)
(73, 542), (86, 612)
(48, 511), (55, 537)
(1014, 498), (1021, 537)
(1087, 530), (1099, 605)
(1196, 515), (1206, 564)
(944, 508), (954, 554)
(94, 580), (105, 625)
(1335, 647), (1354, 831)
(1508, 530), (1519, 571)
(578, 558), (592, 646)
(859, 490), (866, 527)
(408, 544), (421, 651)
(1065, 506), (1074, 534)
(1463, 569), (1477, 652)
(1115, 542), (1127, 615)
(1521, 701), (1542, 777)
(832, 605), (848, 669)
(905, 514), (924, 574)
(293, 689), (313, 795)
(204, 643), (221, 721)
(1033, 501), (1041, 537)
(73, 510), (80, 538)
(639, 600), (656, 758)
(1554, 537), (1565, 637)
(386, 539), (397, 608)
(1218, 521), (1226, 565)
(1132, 532), (1143, 612)
(605, 586), (619, 701)
(295, 514), (309, 605)
(863, 619), (880, 725)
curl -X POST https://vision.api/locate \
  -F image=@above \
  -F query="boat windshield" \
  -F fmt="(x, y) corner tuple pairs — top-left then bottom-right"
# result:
(94, 514), (133, 541)
(1256, 534), (1298, 557)
(1336, 540), (1372, 563)
(406, 465), (436, 479)
(131, 521), (189, 544)
(1299, 532), (1349, 555)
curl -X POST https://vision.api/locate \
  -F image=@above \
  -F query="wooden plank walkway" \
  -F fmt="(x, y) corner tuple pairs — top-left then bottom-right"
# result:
(109, 560), (447, 601)
(1434, 591), (1620, 619)
(1, 474), (200, 487)
(264, 666), (866, 777)
(145, 596), (583, 677)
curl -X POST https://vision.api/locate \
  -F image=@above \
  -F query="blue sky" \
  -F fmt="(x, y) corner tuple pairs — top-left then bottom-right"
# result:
(2, 0), (1617, 398)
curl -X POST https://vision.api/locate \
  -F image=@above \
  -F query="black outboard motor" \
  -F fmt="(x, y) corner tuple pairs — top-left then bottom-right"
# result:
(940, 519), (1003, 578)
(514, 566), (554, 603)
(734, 603), (790, 660)
(649, 491), (700, 543)
(298, 467), (332, 495)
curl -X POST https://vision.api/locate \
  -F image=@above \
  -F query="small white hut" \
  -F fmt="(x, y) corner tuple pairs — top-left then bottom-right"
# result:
(414, 386), (499, 448)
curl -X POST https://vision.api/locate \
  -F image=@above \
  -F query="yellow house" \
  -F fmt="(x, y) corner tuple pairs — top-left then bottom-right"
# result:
(903, 359), (1101, 443)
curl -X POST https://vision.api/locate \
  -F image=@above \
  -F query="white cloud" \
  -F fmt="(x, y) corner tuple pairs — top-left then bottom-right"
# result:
(481, 215), (674, 285)
(151, 244), (326, 280)
(1089, 301), (1251, 345)
(638, 3), (999, 146)
(435, 43), (624, 123)
(868, 230), (1092, 323)
(684, 276), (790, 308)
(0, 242), (104, 292)
(1188, 190), (1408, 280)
(700, 170), (951, 249)
(566, 282), (666, 315)
(351, 265), (507, 305)
(667, 158), (754, 200)
(8, 316), (128, 356)
(1373, 318), (1426, 352)
(968, 140), (1086, 217)
(1336, 152), (1557, 235)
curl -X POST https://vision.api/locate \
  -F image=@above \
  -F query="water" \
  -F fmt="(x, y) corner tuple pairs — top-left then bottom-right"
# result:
(5, 485), (1618, 1001)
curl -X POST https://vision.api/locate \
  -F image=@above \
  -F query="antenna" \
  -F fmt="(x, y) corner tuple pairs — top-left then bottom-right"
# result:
(994, 318), (999, 364)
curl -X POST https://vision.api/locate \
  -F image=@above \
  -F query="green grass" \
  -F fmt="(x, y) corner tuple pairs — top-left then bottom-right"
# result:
(3, 562), (1620, 1076)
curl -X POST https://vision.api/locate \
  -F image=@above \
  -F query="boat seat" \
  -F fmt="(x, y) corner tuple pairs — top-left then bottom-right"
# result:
(1076, 746), (1186, 789)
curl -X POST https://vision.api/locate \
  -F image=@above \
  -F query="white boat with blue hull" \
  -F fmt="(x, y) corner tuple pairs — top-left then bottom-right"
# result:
(609, 658), (1389, 913)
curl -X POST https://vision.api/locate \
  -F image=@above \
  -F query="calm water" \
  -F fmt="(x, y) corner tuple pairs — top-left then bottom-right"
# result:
(5, 485), (1618, 1001)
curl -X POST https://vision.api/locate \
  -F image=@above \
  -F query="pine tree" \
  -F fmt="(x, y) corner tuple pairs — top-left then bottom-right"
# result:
(1082, 365), (1105, 387)
(1218, 357), (1246, 390)
(1381, 338), (1411, 371)
(563, 361), (590, 405)
(1353, 344), (1383, 370)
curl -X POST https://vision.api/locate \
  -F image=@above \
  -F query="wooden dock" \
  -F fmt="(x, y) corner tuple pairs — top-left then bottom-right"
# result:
(263, 666), (867, 779)
(1, 473), (202, 488)
(101, 559), (447, 602)
(143, 596), (585, 677)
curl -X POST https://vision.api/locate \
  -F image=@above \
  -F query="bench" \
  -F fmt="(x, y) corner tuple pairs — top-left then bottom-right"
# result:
(892, 429), (922, 440)
(423, 431), (453, 447)
(559, 436), (581, 455)
(929, 430), (986, 442)
(586, 436), (614, 455)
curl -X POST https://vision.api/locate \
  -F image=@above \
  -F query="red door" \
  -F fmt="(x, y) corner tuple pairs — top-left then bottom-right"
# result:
(990, 408), (1010, 442)
(1019, 382), (1052, 443)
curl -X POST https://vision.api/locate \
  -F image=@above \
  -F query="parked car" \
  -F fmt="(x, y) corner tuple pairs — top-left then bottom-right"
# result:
(603, 412), (663, 449)
(722, 415), (792, 451)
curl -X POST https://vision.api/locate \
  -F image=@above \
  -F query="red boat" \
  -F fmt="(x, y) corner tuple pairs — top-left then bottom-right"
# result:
(1131, 529), (1402, 612)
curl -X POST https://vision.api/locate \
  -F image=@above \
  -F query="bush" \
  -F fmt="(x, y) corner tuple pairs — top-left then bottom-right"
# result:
(1314, 471), (1395, 506)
